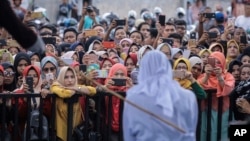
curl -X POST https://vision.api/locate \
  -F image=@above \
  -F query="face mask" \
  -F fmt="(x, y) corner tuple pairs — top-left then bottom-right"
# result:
(122, 47), (130, 53)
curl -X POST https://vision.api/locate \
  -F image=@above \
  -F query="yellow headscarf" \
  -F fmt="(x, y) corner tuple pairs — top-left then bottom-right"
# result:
(226, 39), (240, 69)
(198, 49), (212, 57)
(208, 42), (224, 53)
(173, 58), (192, 89)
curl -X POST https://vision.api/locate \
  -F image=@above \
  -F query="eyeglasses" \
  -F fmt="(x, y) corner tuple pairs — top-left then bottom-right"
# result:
(4, 71), (15, 77)
(43, 67), (56, 72)
(192, 66), (202, 72)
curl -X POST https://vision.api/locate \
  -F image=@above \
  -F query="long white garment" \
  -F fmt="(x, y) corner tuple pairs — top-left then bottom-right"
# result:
(123, 50), (198, 141)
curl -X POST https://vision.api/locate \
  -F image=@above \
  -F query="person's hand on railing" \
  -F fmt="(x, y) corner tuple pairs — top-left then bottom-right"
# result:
(41, 88), (50, 98)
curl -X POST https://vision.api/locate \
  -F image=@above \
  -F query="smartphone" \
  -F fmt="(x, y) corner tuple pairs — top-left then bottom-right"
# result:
(190, 32), (196, 39)
(62, 58), (74, 65)
(203, 13), (216, 19)
(240, 35), (248, 44)
(79, 64), (87, 72)
(173, 70), (185, 79)
(208, 32), (218, 38)
(228, 17), (235, 27)
(96, 70), (108, 78)
(26, 76), (34, 92)
(34, 62), (41, 67)
(87, 63), (100, 73)
(188, 39), (196, 48)
(208, 57), (215, 67)
(115, 19), (126, 26)
(85, 30), (98, 37)
(159, 15), (166, 26)
(112, 78), (126, 86)
(162, 38), (173, 46)
(42, 37), (56, 45)
(102, 41), (115, 49)
(30, 12), (44, 19)
(45, 73), (54, 82)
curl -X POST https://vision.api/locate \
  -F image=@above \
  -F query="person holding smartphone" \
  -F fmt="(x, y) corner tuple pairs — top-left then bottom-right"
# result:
(173, 58), (206, 99)
(197, 51), (235, 141)
(13, 65), (49, 138)
(104, 63), (133, 141)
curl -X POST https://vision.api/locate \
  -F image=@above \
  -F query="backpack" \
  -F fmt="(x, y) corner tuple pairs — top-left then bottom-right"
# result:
(23, 97), (49, 141)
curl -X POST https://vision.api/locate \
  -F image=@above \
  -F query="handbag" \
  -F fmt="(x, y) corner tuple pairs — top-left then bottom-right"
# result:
(73, 108), (94, 141)
(23, 97), (49, 141)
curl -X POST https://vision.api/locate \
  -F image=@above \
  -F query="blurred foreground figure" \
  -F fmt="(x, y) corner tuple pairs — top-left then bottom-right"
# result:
(123, 50), (198, 141)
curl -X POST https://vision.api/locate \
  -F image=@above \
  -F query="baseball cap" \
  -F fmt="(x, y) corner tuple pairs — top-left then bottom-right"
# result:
(215, 12), (224, 23)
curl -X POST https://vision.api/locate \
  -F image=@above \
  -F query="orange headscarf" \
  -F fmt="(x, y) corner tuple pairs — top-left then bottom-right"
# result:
(105, 63), (127, 92)
(197, 51), (235, 112)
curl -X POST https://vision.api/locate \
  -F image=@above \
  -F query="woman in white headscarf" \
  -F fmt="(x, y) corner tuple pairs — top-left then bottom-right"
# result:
(123, 50), (198, 141)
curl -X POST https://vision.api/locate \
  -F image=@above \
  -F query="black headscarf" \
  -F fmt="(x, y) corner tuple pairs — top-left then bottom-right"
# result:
(1, 62), (16, 91)
(13, 52), (31, 79)
(28, 52), (41, 62)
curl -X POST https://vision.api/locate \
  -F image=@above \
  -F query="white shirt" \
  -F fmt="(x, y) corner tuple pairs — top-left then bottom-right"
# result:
(235, 15), (250, 31)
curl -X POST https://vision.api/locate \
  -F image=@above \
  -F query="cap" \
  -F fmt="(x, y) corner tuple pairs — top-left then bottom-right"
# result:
(215, 12), (224, 23)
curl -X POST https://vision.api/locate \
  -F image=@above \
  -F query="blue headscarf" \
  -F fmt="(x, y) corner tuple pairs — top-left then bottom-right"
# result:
(41, 56), (59, 79)
(128, 50), (181, 118)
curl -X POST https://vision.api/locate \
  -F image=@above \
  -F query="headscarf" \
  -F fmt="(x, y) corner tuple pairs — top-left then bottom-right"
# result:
(171, 48), (183, 59)
(110, 54), (124, 64)
(100, 58), (115, 69)
(228, 59), (242, 86)
(173, 58), (192, 89)
(70, 42), (84, 51)
(61, 51), (76, 59)
(52, 66), (77, 87)
(15, 65), (42, 107)
(127, 43), (140, 55)
(197, 51), (235, 112)
(105, 63), (127, 92)
(120, 38), (133, 55)
(13, 52), (31, 79)
(189, 56), (204, 69)
(226, 39), (240, 68)
(87, 40), (103, 52)
(124, 53), (138, 67)
(28, 52), (41, 62)
(156, 43), (172, 58)
(208, 42), (224, 53)
(128, 50), (181, 118)
(1, 62), (16, 91)
(84, 36), (102, 52)
(41, 56), (59, 79)
(137, 45), (154, 66)
(198, 49), (212, 57)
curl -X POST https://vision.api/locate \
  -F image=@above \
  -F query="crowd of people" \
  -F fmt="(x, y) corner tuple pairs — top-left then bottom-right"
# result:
(1, 0), (250, 141)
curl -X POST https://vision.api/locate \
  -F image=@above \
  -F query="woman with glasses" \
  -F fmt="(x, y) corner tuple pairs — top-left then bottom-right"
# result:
(173, 58), (206, 99)
(1, 62), (16, 92)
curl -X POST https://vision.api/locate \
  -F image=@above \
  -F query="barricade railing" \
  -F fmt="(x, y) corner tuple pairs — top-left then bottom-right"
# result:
(0, 90), (234, 141)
